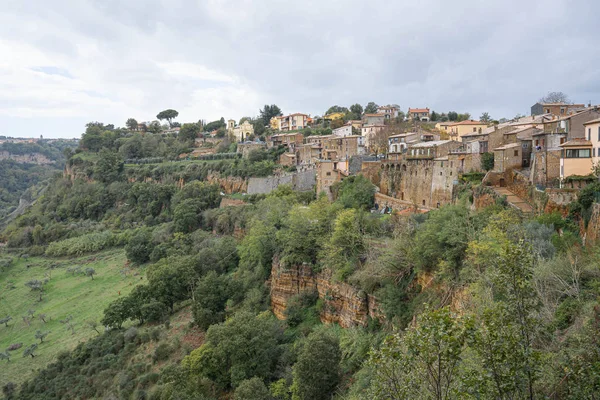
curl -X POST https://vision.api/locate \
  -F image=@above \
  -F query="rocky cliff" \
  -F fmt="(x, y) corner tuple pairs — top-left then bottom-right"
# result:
(206, 173), (248, 194)
(270, 260), (382, 328)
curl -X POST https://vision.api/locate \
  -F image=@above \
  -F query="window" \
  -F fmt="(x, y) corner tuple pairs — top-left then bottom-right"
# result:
(594, 148), (596, 157)
(422, 200), (426, 206)
(560, 108), (565, 114)
(560, 137), (566, 144)
(326, 172), (331, 176)
(473, 127), (477, 132)
(514, 150), (519, 157)
(588, 128), (592, 141)
(598, 127), (600, 142)
(564, 149), (591, 158)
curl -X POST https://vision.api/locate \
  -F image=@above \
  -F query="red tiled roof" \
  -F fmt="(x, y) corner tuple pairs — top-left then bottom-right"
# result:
(408, 108), (430, 113)
(449, 120), (485, 126)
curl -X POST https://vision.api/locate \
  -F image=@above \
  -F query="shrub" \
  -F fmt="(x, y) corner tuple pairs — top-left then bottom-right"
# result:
(45, 231), (119, 257)
(152, 343), (172, 363)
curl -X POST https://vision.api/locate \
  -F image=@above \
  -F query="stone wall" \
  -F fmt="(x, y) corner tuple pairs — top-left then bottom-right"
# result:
(269, 260), (382, 328)
(248, 168), (316, 195)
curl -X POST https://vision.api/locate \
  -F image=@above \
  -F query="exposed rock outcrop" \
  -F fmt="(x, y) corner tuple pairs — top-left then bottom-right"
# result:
(206, 173), (248, 194)
(269, 260), (382, 328)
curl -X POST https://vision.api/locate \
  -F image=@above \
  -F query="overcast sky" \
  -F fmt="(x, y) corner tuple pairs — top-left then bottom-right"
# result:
(1, 0), (599, 138)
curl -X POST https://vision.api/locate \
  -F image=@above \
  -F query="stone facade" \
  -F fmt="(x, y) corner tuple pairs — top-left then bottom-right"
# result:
(247, 168), (316, 194)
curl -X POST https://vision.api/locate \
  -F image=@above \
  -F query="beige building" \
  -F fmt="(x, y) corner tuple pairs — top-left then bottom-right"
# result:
(322, 135), (365, 162)
(296, 144), (321, 165)
(227, 119), (254, 142)
(584, 118), (600, 160)
(493, 143), (522, 173)
(361, 124), (385, 149)
(448, 120), (489, 142)
(277, 113), (310, 131)
(559, 139), (593, 182)
(316, 160), (347, 197)
(377, 105), (400, 119)
(388, 133), (419, 153)
(270, 132), (304, 148)
(407, 108), (430, 121)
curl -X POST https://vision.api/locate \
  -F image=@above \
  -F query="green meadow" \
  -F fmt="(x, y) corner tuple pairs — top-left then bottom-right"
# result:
(0, 249), (142, 386)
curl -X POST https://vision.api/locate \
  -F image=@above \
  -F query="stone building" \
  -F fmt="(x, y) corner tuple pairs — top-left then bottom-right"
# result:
(447, 120), (489, 142)
(362, 114), (386, 126)
(227, 119), (254, 142)
(407, 108), (430, 121)
(493, 143), (522, 173)
(531, 102), (585, 117)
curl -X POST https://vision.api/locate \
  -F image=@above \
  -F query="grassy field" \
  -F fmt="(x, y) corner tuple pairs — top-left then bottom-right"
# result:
(0, 248), (143, 386)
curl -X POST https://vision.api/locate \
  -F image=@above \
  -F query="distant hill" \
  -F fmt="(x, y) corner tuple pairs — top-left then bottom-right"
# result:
(0, 140), (77, 219)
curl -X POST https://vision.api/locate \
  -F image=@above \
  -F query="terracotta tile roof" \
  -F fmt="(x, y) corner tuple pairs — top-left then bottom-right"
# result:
(408, 108), (430, 113)
(449, 120), (486, 126)
(494, 142), (520, 150)
(583, 117), (600, 125)
(560, 139), (593, 148)
(363, 113), (385, 117)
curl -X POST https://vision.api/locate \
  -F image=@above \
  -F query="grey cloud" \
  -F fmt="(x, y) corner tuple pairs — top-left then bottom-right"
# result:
(2, 0), (600, 138)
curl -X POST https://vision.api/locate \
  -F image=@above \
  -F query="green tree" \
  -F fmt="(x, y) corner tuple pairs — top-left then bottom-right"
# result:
(125, 229), (153, 264)
(34, 330), (49, 343)
(25, 279), (45, 302)
(333, 175), (376, 210)
(325, 105), (349, 115)
(173, 198), (204, 233)
(234, 377), (271, 400)
(147, 256), (198, 312)
(94, 148), (124, 183)
(431, 110), (439, 121)
(85, 267), (95, 280)
(291, 329), (341, 400)
(369, 307), (472, 400)
(126, 118), (138, 131)
(183, 311), (284, 389)
(23, 344), (38, 358)
(479, 112), (492, 123)
(471, 241), (541, 400)
(238, 219), (278, 282)
(364, 102), (379, 114)
(481, 152), (494, 171)
(349, 103), (364, 117)
(0, 351), (11, 362)
(320, 209), (364, 275)
(259, 104), (283, 126)
(179, 123), (200, 142)
(192, 271), (230, 330)
(101, 297), (133, 328)
(0, 316), (12, 327)
(448, 111), (458, 121)
(156, 109), (179, 127)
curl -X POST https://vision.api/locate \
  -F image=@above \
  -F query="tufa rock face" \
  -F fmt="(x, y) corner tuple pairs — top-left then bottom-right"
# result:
(269, 259), (382, 328)
(206, 173), (248, 194)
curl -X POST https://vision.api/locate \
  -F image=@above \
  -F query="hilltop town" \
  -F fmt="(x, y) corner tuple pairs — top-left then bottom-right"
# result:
(122, 95), (600, 217)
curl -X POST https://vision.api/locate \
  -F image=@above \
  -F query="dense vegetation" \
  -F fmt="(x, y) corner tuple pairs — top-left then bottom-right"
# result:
(2, 122), (600, 399)
(0, 140), (76, 219)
